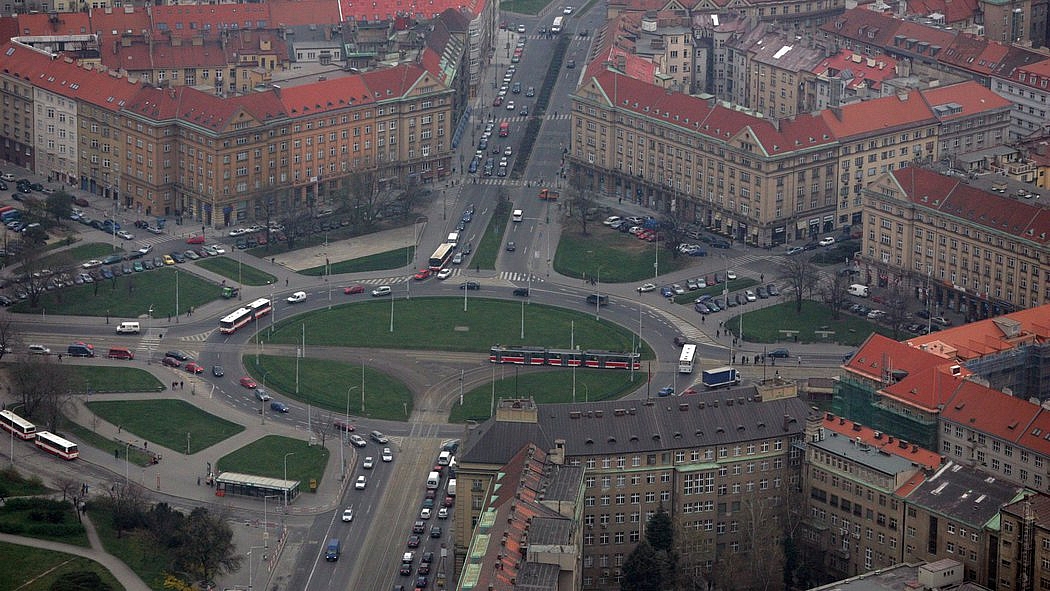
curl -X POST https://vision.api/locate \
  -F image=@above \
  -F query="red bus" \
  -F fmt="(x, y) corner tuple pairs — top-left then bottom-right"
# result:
(428, 243), (456, 271)
(218, 298), (273, 334)
(34, 431), (79, 460)
(499, 122), (510, 137)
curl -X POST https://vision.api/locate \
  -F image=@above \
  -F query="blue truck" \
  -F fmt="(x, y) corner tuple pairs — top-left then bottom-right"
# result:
(701, 367), (740, 389)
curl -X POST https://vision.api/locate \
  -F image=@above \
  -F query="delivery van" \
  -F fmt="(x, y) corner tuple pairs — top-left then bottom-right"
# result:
(427, 471), (440, 490)
(116, 321), (140, 334)
(106, 347), (134, 360)
(848, 284), (870, 297)
(447, 232), (459, 247)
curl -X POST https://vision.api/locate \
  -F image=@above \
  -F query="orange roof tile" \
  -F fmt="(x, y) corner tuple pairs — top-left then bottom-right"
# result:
(906, 0), (978, 23)
(277, 74), (374, 115)
(820, 89), (938, 139)
(907, 305), (1050, 360)
(843, 333), (950, 382)
(360, 63), (428, 99)
(919, 80), (1012, 120)
(895, 470), (928, 497)
(812, 49), (899, 92)
(822, 412), (943, 469)
(939, 379), (1041, 444)
(338, 0), (488, 22)
(880, 365), (970, 412)
(0, 42), (139, 111)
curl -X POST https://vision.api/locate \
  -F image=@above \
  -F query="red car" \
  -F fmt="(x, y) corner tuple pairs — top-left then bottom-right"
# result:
(443, 496), (454, 507)
(184, 362), (204, 374)
(413, 269), (431, 280)
(334, 420), (355, 432)
(162, 356), (181, 368)
(492, 96), (503, 107)
(344, 285), (365, 295)
(239, 376), (257, 388)
(186, 234), (205, 245)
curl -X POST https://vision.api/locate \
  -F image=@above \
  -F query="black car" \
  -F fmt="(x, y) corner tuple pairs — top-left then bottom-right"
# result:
(430, 525), (442, 538)
(459, 281), (480, 290)
(586, 294), (609, 306)
(768, 348), (790, 358)
(513, 287), (529, 297)
(165, 350), (191, 361)
(212, 365), (224, 377)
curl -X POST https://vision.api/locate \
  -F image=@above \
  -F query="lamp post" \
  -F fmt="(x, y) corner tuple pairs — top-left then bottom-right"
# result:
(124, 440), (133, 487)
(341, 385), (358, 479)
(174, 269), (179, 324)
(283, 453), (295, 507)
(147, 305), (154, 364)
(8, 402), (24, 467)
(247, 545), (266, 591)
(579, 382), (590, 403)
(262, 494), (279, 546)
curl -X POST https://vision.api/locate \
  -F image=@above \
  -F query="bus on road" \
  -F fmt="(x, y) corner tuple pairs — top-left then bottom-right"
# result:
(35, 431), (79, 460)
(678, 343), (696, 373)
(0, 409), (36, 440)
(218, 298), (273, 334)
(552, 16), (564, 33)
(429, 243), (456, 271)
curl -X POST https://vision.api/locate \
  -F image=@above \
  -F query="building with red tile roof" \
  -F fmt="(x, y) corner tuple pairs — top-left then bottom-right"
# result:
(821, 411), (943, 469)
(811, 49), (902, 110)
(906, 0), (980, 25)
(457, 443), (584, 591)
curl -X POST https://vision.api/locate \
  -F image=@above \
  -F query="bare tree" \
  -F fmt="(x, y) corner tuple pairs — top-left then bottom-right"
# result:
(11, 242), (53, 308)
(0, 309), (22, 361)
(55, 475), (80, 502)
(313, 412), (334, 448)
(818, 272), (852, 320)
(338, 170), (381, 229)
(103, 482), (149, 538)
(10, 356), (74, 430)
(563, 174), (598, 236)
(279, 208), (314, 252)
(777, 256), (819, 313)
(882, 283), (910, 340)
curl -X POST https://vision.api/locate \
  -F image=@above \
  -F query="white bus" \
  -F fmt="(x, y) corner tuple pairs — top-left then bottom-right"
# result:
(551, 16), (564, 33)
(678, 343), (696, 373)
(35, 431), (79, 460)
(512, 209), (524, 222)
(0, 409), (36, 440)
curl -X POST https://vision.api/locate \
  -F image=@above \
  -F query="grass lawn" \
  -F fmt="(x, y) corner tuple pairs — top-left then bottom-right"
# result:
(555, 230), (692, 283)
(85, 399), (244, 455)
(245, 355), (412, 421)
(262, 298), (654, 357)
(0, 542), (123, 591)
(672, 278), (759, 305)
(31, 242), (120, 272)
(67, 366), (166, 393)
(472, 201), (512, 270)
(217, 434), (329, 491)
(502, 0), (550, 14)
(0, 466), (48, 496)
(62, 420), (156, 467)
(88, 505), (170, 590)
(449, 368), (647, 423)
(726, 300), (888, 346)
(0, 498), (87, 546)
(10, 267), (219, 318)
(195, 256), (276, 286)
(300, 246), (415, 276)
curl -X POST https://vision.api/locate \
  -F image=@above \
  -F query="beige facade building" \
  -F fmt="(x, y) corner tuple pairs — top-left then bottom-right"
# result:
(860, 167), (1050, 317)
(570, 71), (1012, 245)
(996, 494), (1050, 591)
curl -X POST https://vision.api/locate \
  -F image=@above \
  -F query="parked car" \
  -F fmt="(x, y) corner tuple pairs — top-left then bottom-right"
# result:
(270, 401), (289, 413)
(768, 348), (790, 358)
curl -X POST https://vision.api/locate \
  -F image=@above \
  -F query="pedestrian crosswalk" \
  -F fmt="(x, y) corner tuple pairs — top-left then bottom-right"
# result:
(350, 269), (544, 286)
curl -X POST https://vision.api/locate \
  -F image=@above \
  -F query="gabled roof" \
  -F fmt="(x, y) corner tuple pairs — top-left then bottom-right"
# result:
(880, 365), (968, 412)
(338, 0), (488, 22)
(820, 89), (938, 139)
(906, 0), (979, 24)
(812, 49), (899, 92)
(124, 83), (287, 130)
(14, 11), (92, 37)
(907, 305), (1050, 360)
(822, 412), (942, 469)
(105, 39), (229, 71)
(151, 3), (273, 38)
(938, 34), (1011, 77)
(585, 70), (836, 158)
(939, 378), (1041, 442)
(821, 8), (904, 49)
(919, 80), (1012, 121)
(843, 333), (950, 383)
(1001, 493), (1050, 528)
(888, 167), (1050, 246)
(0, 42), (140, 111)
(277, 74), (374, 115)
(360, 63), (428, 100)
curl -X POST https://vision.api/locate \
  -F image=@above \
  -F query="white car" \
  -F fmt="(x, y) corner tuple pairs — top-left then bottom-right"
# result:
(506, 101), (515, 111)
(372, 285), (392, 297)
(382, 447), (393, 462)
(437, 506), (449, 519)
(436, 268), (452, 280)
(726, 270), (737, 280)
(209, 244), (226, 254)
(603, 216), (622, 226)
(745, 290), (757, 302)
(818, 236), (836, 247)
(349, 434), (367, 447)
(355, 475), (367, 490)
(563, 5), (573, 13)
(0, 173), (14, 182)
(116, 230), (135, 240)
(363, 456), (375, 469)
(420, 507), (432, 519)
(137, 244), (152, 255)
(28, 344), (50, 355)
(82, 259), (102, 269)
(517, 24), (526, 33)
(672, 284), (685, 295)
(637, 283), (656, 293)
(286, 291), (307, 304)
(228, 228), (248, 237)
(342, 507), (354, 522)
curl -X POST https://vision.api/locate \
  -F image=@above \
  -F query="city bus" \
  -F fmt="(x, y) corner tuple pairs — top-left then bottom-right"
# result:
(551, 16), (564, 33)
(0, 409), (36, 440)
(429, 243), (456, 271)
(218, 298), (273, 334)
(34, 431), (79, 460)
(678, 343), (696, 373)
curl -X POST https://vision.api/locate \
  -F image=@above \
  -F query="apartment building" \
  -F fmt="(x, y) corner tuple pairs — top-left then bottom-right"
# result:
(993, 58), (1050, 141)
(726, 26), (824, 118)
(860, 167), (1050, 316)
(979, 0), (1049, 49)
(607, 0), (846, 27)
(996, 493), (1050, 591)
(0, 50), (36, 171)
(811, 49), (902, 112)
(456, 395), (811, 591)
(801, 411), (939, 579)
(903, 461), (1023, 587)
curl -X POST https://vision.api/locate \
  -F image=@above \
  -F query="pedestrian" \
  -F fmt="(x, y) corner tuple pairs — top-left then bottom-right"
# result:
(716, 329), (720, 338)
(285, 278), (289, 287)
(118, 425), (122, 433)
(760, 274), (764, 282)
(798, 356), (802, 366)
(197, 476), (201, 486)
(701, 315), (705, 324)
(144, 441), (148, 450)
(180, 380), (184, 390)
(114, 448), (119, 459)
(732, 354), (736, 364)
(57, 353), (62, 362)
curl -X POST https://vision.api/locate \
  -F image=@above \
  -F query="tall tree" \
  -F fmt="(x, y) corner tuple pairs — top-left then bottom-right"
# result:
(646, 506), (674, 552)
(45, 191), (73, 222)
(10, 356), (74, 429)
(563, 173), (598, 236)
(173, 507), (242, 586)
(818, 271), (852, 320)
(621, 540), (662, 591)
(777, 256), (819, 313)
(0, 309), (21, 361)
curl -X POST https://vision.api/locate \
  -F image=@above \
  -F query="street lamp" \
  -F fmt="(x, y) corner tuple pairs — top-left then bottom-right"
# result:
(8, 402), (24, 467)
(147, 305), (154, 364)
(174, 269), (180, 324)
(262, 494), (279, 546)
(341, 385), (358, 480)
(124, 440), (133, 487)
(247, 545), (266, 591)
(283, 453), (295, 507)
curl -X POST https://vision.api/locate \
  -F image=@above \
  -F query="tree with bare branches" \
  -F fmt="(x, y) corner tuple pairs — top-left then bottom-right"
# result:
(563, 174), (599, 236)
(10, 356), (74, 431)
(818, 272), (852, 320)
(777, 256), (819, 313)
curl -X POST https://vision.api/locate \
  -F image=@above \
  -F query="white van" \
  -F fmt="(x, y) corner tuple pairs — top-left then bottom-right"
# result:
(426, 471), (440, 490)
(446, 232), (459, 247)
(437, 450), (451, 466)
(116, 321), (140, 334)
(512, 209), (523, 222)
(848, 284), (870, 297)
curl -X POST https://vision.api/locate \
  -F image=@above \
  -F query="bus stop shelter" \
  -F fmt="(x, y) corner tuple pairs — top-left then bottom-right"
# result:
(214, 472), (301, 504)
